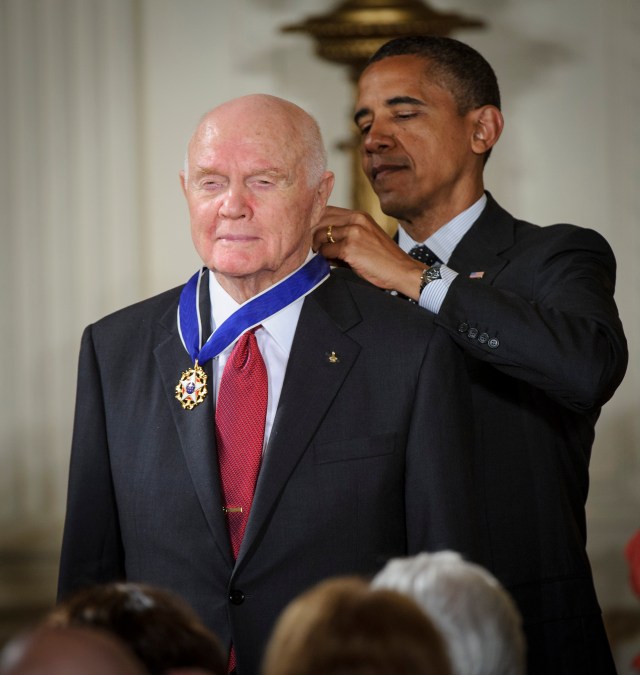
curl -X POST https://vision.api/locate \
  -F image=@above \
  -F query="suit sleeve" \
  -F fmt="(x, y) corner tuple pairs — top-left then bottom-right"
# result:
(57, 324), (125, 601)
(436, 227), (628, 411)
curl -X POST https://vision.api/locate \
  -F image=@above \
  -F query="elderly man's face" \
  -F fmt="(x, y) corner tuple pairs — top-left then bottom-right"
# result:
(182, 103), (331, 299)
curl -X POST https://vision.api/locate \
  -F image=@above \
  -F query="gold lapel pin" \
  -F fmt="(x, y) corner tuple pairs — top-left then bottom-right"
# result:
(327, 351), (339, 363)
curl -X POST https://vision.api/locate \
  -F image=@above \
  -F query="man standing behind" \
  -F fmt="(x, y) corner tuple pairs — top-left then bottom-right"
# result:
(58, 94), (480, 674)
(314, 36), (628, 674)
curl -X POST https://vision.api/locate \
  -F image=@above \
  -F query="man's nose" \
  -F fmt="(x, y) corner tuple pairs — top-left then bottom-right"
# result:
(218, 186), (251, 219)
(362, 119), (394, 154)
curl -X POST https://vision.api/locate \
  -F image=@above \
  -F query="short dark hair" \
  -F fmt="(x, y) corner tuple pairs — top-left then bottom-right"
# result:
(368, 35), (501, 115)
(46, 583), (226, 675)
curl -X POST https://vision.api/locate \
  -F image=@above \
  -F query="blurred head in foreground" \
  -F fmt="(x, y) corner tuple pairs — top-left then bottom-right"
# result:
(0, 625), (145, 675)
(372, 551), (525, 675)
(47, 582), (225, 675)
(262, 576), (452, 675)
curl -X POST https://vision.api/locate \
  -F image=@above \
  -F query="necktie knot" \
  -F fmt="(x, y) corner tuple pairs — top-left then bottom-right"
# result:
(230, 329), (259, 370)
(409, 244), (441, 267)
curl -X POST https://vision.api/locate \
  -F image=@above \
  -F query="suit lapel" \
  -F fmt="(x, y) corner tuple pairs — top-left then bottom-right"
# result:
(236, 273), (362, 566)
(394, 192), (514, 284)
(447, 193), (515, 284)
(154, 279), (234, 568)
(152, 272), (365, 570)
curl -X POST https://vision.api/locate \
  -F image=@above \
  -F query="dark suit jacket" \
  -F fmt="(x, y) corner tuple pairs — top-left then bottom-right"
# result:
(434, 193), (628, 674)
(58, 268), (481, 675)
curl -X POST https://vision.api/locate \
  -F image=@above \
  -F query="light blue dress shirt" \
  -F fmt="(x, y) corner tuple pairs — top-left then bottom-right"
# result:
(397, 194), (487, 313)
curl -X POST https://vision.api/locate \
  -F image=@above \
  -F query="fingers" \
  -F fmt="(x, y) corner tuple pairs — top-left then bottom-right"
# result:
(312, 219), (351, 260)
(312, 205), (423, 293)
(312, 210), (339, 252)
(312, 206), (380, 251)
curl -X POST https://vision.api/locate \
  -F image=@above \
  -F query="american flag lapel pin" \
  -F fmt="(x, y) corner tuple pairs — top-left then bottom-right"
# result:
(469, 271), (485, 279)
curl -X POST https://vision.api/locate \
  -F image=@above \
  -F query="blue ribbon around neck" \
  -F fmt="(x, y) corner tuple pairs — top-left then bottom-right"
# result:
(177, 254), (330, 365)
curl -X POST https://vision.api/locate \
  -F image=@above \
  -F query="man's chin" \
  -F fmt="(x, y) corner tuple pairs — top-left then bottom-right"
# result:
(206, 244), (262, 271)
(212, 265), (261, 279)
(376, 197), (407, 222)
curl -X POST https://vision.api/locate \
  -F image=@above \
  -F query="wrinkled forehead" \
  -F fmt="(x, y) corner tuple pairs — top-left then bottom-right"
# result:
(189, 111), (302, 170)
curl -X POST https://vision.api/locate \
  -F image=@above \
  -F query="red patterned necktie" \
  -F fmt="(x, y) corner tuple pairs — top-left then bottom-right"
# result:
(216, 328), (268, 560)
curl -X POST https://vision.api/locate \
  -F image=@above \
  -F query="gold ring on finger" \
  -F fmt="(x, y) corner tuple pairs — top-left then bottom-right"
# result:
(326, 225), (336, 244)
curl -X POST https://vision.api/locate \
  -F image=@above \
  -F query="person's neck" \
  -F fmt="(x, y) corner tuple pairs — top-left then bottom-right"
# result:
(214, 256), (308, 305)
(398, 185), (485, 242)
(214, 273), (276, 305)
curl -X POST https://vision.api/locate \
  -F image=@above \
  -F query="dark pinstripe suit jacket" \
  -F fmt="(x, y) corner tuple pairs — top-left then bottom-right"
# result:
(58, 267), (481, 675)
(427, 193), (627, 674)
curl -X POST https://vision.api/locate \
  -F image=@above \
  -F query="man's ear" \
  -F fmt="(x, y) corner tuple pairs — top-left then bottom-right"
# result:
(179, 171), (187, 197)
(470, 105), (504, 156)
(311, 171), (335, 223)
(317, 171), (335, 208)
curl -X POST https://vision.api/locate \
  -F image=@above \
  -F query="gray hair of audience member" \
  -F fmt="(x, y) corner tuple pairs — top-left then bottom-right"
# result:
(371, 551), (526, 675)
(0, 625), (146, 675)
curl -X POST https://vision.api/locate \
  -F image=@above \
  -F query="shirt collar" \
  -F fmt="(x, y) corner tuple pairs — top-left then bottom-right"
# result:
(208, 252), (312, 355)
(397, 193), (487, 263)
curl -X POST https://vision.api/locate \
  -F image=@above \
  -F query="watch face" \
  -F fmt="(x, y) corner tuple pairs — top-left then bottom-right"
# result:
(426, 266), (441, 282)
(419, 264), (442, 294)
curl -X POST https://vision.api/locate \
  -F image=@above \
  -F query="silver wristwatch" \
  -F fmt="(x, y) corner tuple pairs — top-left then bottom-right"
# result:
(418, 262), (442, 295)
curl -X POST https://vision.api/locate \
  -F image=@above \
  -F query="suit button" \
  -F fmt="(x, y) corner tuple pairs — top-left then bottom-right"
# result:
(229, 590), (245, 605)
(488, 337), (500, 349)
(478, 333), (489, 344)
(458, 322), (469, 333)
(467, 327), (478, 339)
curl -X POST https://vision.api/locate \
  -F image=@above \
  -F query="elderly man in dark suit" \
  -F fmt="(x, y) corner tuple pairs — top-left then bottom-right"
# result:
(58, 93), (480, 675)
(313, 36), (628, 674)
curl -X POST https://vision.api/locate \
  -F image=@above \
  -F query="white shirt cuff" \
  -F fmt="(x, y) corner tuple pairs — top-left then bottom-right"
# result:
(418, 265), (457, 313)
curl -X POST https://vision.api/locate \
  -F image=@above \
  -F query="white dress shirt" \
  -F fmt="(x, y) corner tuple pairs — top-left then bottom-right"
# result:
(208, 257), (312, 452)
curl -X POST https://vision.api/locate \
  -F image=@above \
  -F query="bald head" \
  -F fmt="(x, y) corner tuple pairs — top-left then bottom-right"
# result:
(185, 94), (327, 187)
(0, 626), (145, 675)
(180, 93), (334, 301)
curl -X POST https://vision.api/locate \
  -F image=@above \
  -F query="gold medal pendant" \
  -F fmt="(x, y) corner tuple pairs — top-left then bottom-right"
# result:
(175, 361), (208, 410)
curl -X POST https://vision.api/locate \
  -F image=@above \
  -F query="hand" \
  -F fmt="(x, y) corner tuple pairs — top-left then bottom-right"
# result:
(312, 206), (426, 300)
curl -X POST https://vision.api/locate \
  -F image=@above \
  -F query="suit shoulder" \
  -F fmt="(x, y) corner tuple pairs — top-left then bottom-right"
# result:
(324, 267), (440, 339)
(508, 223), (619, 280)
(484, 195), (615, 256)
(88, 285), (182, 337)
(485, 195), (611, 255)
(515, 219), (612, 247)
